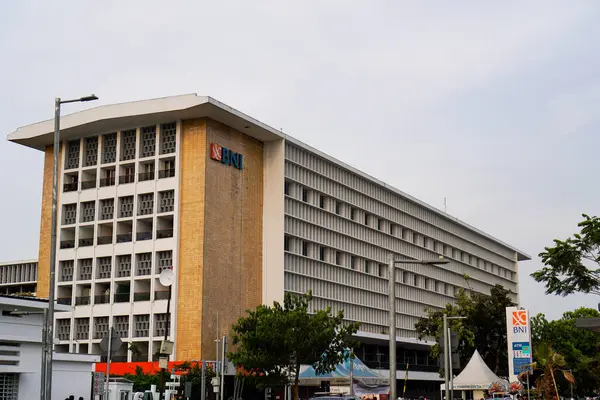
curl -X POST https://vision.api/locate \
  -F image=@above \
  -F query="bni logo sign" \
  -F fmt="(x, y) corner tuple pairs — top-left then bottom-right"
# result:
(512, 310), (528, 334)
(210, 143), (243, 170)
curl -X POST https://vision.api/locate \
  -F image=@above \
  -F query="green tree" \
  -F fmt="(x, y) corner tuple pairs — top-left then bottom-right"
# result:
(530, 308), (600, 396)
(123, 366), (162, 392)
(532, 214), (600, 296)
(415, 284), (516, 376)
(525, 342), (575, 400)
(228, 291), (360, 400)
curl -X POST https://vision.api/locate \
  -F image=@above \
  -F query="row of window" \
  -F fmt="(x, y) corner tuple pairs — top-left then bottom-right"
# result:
(64, 122), (177, 170)
(285, 237), (459, 297)
(57, 313), (170, 341)
(0, 262), (37, 285)
(63, 158), (176, 193)
(58, 251), (172, 282)
(285, 143), (516, 260)
(62, 190), (175, 225)
(285, 180), (514, 280)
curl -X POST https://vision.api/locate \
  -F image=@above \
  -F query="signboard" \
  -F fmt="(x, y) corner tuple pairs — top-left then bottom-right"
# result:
(92, 372), (105, 396)
(506, 307), (532, 382)
(210, 143), (243, 170)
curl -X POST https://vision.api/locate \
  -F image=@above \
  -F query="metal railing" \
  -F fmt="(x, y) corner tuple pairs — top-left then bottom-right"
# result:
(78, 238), (93, 247)
(57, 298), (72, 305)
(60, 240), (75, 249)
(114, 292), (130, 303)
(158, 168), (175, 178)
(119, 175), (135, 184)
(154, 291), (170, 300)
(99, 177), (115, 187)
(81, 180), (96, 190)
(97, 236), (112, 245)
(138, 171), (155, 181)
(63, 182), (78, 192)
(136, 231), (152, 241)
(133, 292), (151, 302)
(116, 233), (132, 243)
(156, 229), (173, 239)
(94, 294), (110, 304)
(75, 296), (91, 306)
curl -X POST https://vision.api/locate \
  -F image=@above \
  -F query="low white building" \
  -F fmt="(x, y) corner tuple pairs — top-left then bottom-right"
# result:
(0, 295), (99, 400)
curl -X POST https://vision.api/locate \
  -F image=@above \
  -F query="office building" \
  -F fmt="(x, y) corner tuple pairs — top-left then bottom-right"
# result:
(7, 94), (529, 392)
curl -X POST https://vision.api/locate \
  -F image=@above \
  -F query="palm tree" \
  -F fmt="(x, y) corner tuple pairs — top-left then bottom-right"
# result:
(519, 342), (575, 400)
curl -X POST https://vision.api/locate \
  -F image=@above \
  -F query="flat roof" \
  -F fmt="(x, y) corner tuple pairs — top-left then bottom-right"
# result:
(0, 259), (37, 267)
(0, 294), (70, 312)
(7, 94), (530, 261)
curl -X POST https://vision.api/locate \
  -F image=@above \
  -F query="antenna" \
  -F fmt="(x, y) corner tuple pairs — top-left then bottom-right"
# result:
(444, 197), (447, 213)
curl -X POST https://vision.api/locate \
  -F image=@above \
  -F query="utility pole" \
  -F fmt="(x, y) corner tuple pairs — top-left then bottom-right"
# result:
(443, 314), (449, 400)
(388, 254), (397, 400)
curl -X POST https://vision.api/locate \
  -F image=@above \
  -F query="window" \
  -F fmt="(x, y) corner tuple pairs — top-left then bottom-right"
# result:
(154, 313), (170, 336)
(284, 237), (290, 251)
(301, 188), (308, 203)
(350, 256), (356, 270)
(100, 198), (115, 220)
(301, 242), (308, 257)
(335, 202), (342, 215)
(158, 190), (175, 213)
(319, 247), (326, 261)
(157, 251), (172, 274)
(116, 255), (132, 278)
(121, 130), (136, 161)
(0, 373), (20, 399)
(65, 140), (80, 169)
(83, 136), (98, 167)
(102, 133), (117, 163)
(284, 182), (290, 195)
(136, 253), (152, 276)
(133, 314), (150, 337)
(335, 251), (342, 265)
(319, 195), (325, 209)
(139, 125), (156, 158)
(137, 193), (154, 216)
(59, 260), (74, 282)
(160, 122), (177, 154)
(80, 201), (96, 223)
(119, 196), (134, 218)
(97, 257), (112, 279)
(62, 203), (77, 225)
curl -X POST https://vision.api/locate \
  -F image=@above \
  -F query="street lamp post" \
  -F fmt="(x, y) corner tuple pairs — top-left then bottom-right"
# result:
(388, 255), (449, 400)
(44, 94), (99, 400)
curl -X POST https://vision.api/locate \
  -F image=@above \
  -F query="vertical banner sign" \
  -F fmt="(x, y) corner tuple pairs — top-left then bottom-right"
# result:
(92, 372), (105, 396)
(505, 307), (533, 382)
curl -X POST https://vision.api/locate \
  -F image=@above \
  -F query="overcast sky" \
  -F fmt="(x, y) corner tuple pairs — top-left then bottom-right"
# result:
(1, 1), (599, 320)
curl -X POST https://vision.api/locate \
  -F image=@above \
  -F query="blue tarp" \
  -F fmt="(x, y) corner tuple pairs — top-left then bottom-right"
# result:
(298, 356), (386, 384)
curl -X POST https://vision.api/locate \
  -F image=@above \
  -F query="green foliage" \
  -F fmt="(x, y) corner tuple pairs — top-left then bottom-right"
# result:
(228, 290), (360, 400)
(123, 366), (162, 392)
(527, 342), (575, 400)
(532, 214), (600, 296)
(530, 308), (600, 396)
(415, 284), (516, 376)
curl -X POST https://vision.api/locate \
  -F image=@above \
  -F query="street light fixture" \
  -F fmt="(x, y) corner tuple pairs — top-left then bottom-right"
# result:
(44, 94), (99, 400)
(388, 255), (449, 400)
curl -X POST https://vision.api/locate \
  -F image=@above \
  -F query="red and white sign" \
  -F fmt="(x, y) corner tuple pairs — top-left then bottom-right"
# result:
(210, 143), (222, 161)
(512, 310), (528, 326)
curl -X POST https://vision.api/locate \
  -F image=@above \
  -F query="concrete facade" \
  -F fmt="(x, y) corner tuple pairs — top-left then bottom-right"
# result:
(6, 94), (529, 374)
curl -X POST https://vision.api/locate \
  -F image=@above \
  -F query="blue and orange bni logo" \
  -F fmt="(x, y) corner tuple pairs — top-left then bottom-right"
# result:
(210, 143), (243, 170)
(512, 310), (528, 334)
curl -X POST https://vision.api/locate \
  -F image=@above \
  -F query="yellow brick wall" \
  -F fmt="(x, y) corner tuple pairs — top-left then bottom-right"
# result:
(200, 119), (264, 360)
(176, 119), (208, 360)
(36, 145), (61, 298)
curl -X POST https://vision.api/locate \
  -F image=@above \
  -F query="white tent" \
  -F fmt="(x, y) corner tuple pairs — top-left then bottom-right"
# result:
(440, 350), (508, 399)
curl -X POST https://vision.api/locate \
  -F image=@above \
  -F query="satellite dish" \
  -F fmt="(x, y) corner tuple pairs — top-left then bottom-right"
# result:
(159, 269), (175, 287)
